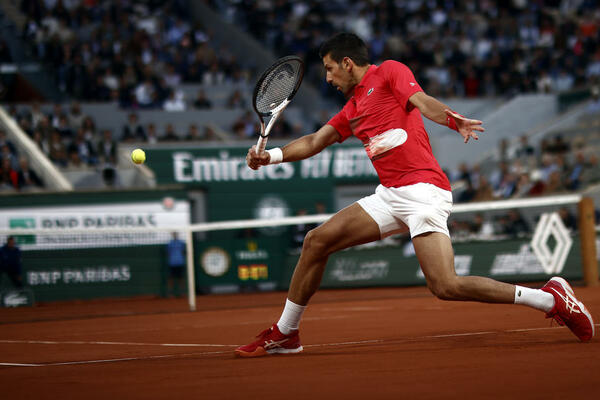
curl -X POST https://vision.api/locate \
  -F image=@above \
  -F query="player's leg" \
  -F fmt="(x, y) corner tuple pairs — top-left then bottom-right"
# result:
(287, 202), (381, 305)
(412, 232), (516, 303)
(235, 202), (383, 357)
(413, 232), (594, 341)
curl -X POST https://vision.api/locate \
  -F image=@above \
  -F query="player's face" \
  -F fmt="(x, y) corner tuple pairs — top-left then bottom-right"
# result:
(323, 54), (354, 97)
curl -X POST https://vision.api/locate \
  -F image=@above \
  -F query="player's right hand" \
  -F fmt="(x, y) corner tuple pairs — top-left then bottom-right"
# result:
(246, 145), (270, 170)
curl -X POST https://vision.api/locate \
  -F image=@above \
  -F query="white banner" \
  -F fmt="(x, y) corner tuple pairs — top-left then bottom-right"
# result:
(0, 200), (189, 250)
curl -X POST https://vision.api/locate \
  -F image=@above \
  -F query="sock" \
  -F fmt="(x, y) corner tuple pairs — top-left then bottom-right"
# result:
(277, 299), (307, 334)
(514, 285), (555, 312)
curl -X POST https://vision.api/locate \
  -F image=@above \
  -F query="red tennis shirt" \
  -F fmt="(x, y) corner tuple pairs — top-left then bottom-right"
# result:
(327, 60), (451, 191)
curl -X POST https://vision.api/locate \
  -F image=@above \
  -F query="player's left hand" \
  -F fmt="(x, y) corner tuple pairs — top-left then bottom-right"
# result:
(445, 109), (485, 143)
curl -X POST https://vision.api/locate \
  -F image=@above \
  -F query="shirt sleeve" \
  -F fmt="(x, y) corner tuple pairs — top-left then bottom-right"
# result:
(383, 60), (423, 111)
(327, 105), (353, 143)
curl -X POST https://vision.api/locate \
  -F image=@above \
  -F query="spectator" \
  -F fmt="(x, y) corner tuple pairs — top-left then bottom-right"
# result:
(16, 157), (43, 190)
(185, 124), (202, 141)
(48, 130), (68, 167)
(55, 114), (73, 139)
(97, 129), (118, 165)
(164, 64), (182, 88)
(546, 135), (570, 156)
(544, 170), (566, 194)
(146, 123), (159, 144)
(161, 124), (180, 141)
(121, 113), (147, 142)
(565, 152), (586, 191)
(474, 176), (495, 202)
(101, 166), (119, 188)
(68, 129), (98, 165)
(193, 89), (212, 109)
(580, 154), (600, 186)
(203, 61), (225, 85)
(512, 173), (534, 198)
(1, 144), (18, 170)
(203, 126), (218, 141)
(65, 148), (89, 171)
(502, 210), (530, 238)
(557, 207), (577, 231)
(0, 158), (18, 190)
(134, 79), (157, 108)
(226, 89), (246, 109)
(32, 129), (49, 155)
(232, 111), (257, 139)
(515, 135), (535, 160)
(166, 232), (186, 297)
(30, 102), (46, 128)
(0, 237), (23, 289)
(586, 86), (600, 114)
(0, 130), (17, 156)
(68, 101), (85, 131)
(457, 179), (476, 203)
(468, 213), (495, 239)
(163, 89), (186, 111)
(80, 116), (97, 141)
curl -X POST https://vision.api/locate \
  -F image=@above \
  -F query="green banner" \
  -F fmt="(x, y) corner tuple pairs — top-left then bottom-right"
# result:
(145, 143), (377, 186)
(6, 246), (167, 302)
(280, 238), (585, 289)
(145, 144), (379, 225)
(195, 237), (286, 294)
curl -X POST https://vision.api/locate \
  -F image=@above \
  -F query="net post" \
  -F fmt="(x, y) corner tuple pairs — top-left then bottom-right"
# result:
(185, 228), (197, 311)
(578, 197), (599, 287)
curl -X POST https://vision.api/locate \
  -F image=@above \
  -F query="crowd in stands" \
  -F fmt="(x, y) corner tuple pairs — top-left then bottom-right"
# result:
(8, 101), (233, 176)
(19, 0), (251, 108)
(0, 128), (44, 192)
(449, 130), (600, 205)
(447, 205), (579, 241)
(217, 0), (600, 100)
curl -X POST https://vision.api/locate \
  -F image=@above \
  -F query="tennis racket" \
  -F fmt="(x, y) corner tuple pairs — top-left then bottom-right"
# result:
(252, 55), (304, 155)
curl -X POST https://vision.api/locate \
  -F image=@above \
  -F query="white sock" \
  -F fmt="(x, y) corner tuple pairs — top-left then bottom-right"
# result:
(277, 299), (307, 334)
(514, 285), (555, 312)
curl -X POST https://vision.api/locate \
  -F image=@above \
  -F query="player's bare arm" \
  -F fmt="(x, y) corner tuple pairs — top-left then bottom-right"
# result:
(408, 91), (485, 143)
(246, 124), (340, 170)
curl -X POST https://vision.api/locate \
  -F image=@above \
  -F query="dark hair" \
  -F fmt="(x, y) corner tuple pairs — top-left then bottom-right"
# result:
(319, 33), (369, 66)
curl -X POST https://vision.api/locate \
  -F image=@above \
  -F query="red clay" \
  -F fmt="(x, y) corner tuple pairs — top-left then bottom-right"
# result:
(1, 285), (599, 399)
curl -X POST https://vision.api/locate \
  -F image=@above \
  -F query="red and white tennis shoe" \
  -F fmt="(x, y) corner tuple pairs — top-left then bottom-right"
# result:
(235, 324), (303, 357)
(541, 277), (594, 342)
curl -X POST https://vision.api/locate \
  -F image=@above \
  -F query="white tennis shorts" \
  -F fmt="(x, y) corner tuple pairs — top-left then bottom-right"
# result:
(357, 183), (453, 238)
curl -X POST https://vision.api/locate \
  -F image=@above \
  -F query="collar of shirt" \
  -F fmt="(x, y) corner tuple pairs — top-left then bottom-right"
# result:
(353, 64), (378, 98)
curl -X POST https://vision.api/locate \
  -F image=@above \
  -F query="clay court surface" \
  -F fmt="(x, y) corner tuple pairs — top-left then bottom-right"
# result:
(1, 284), (599, 399)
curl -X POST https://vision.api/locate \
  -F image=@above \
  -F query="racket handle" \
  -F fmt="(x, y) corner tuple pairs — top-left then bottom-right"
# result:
(256, 135), (268, 155)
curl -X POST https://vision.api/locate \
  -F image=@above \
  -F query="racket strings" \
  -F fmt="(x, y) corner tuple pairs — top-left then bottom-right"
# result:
(255, 60), (303, 114)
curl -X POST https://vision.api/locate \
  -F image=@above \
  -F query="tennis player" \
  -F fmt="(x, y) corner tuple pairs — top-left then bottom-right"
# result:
(236, 33), (594, 357)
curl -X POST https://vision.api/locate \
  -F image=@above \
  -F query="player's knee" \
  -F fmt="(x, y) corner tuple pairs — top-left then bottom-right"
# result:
(302, 228), (333, 257)
(428, 278), (460, 300)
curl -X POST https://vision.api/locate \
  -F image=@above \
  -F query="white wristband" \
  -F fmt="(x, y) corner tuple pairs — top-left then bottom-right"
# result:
(266, 148), (283, 164)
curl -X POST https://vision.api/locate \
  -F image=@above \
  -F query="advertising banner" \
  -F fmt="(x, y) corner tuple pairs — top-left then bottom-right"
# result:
(0, 201), (189, 250)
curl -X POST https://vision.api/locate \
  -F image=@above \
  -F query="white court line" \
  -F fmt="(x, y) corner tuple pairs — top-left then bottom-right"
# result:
(2, 323), (598, 367)
(0, 339), (236, 347)
(305, 339), (383, 348)
(0, 351), (230, 368)
(0, 362), (41, 367)
(423, 331), (495, 338)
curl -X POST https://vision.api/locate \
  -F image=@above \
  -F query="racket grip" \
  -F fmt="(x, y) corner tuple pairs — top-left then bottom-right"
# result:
(256, 135), (268, 155)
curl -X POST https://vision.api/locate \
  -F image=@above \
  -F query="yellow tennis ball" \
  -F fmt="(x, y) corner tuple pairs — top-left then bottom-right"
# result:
(131, 148), (146, 164)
